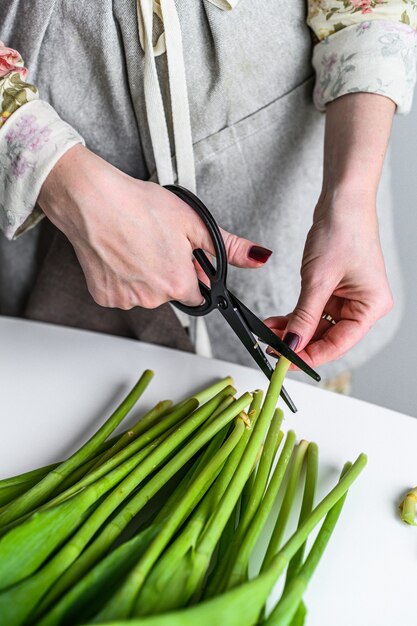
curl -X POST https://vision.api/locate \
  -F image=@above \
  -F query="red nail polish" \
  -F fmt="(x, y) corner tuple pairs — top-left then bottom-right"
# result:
(248, 246), (273, 263)
(283, 332), (301, 352)
(266, 347), (279, 359)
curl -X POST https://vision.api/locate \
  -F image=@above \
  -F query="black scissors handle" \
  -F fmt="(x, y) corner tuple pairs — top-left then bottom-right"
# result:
(164, 184), (320, 411)
(165, 184), (231, 318)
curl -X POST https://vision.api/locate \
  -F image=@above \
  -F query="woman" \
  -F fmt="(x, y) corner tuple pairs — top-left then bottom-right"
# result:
(0, 1), (415, 387)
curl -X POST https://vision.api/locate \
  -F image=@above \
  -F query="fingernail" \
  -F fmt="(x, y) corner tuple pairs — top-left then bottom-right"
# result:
(248, 246), (273, 263)
(283, 332), (301, 352)
(266, 347), (278, 359)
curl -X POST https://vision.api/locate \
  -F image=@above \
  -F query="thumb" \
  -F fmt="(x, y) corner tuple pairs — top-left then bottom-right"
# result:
(285, 283), (333, 351)
(220, 228), (272, 268)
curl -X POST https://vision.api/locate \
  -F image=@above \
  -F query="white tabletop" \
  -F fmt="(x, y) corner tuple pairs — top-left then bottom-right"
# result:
(1, 317), (416, 626)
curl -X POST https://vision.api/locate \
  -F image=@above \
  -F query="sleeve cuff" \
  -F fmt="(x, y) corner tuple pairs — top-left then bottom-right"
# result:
(0, 99), (85, 240)
(312, 21), (417, 115)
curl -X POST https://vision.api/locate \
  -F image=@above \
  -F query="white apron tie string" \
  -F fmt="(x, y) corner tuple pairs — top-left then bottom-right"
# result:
(137, 0), (236, 356)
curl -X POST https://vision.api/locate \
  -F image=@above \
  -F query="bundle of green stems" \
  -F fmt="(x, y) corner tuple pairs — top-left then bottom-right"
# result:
(0, 361), (366, 626)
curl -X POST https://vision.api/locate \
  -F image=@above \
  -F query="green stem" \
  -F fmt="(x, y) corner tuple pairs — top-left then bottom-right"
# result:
(35, 526), (159, 626)
(241, 409), (284, 535)
(265, 466), (349, 626)
(33, 393), (251, 621)
(92, 417), (248, 620)
(207, 408), (284, 597)
(74, 455), (366, 626)
(45, 398), (198, 509)
(185, 359), (290, 603)
(285, 442), (318, 586)
(191, 377), (234, 406)
(0, 479), (41, 509)
(262, 440), (309, 572)
(0, 371), (154, 528)
(240, 390), (264, 514)
(223, 430), (297, 592)
(91, 400), (173, 470)
(0, 464), (58, 489)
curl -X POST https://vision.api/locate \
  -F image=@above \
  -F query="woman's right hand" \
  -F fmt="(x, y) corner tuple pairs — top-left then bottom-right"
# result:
(37, 145), (272, 309)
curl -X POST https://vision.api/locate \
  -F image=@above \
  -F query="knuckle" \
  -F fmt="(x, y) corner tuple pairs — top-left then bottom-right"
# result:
(116, 297), (136, 311)
(88, 286), (108, 308)
(369, 293), (394, 320)
(137, 289), (166, 309)
(381, 294), (394, 316)
(292, 306), (317, 327)
(172, 283), (192, 303)
(166, 275), (191, 303)
(224, 233), (241, 260)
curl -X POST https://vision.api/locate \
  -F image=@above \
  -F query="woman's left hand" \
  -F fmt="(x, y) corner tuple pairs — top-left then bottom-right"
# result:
(264, 189), (394, 369)
(265, 92), (396, 370)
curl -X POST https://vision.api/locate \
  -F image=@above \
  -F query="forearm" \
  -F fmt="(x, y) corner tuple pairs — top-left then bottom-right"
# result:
(320, 93), (395, 207)
(0, 40), (84, 240)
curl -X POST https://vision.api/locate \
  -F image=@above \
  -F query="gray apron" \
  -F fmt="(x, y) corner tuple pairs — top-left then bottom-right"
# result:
(23, 221), (193, 351)
(0, 0), (403, 378)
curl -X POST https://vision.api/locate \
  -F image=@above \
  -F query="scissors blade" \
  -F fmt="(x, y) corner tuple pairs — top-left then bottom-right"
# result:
(218, 297), (297, 412)
(228, 293), (321, 382)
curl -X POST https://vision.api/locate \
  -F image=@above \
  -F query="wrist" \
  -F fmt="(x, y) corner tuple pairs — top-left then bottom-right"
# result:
(319, 176), (377, 210)
(37, 143), (87, 215)
(314, 184), (377, 228)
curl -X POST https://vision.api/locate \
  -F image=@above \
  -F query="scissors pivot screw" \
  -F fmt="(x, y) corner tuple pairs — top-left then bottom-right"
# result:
(217, 297), (228, 310)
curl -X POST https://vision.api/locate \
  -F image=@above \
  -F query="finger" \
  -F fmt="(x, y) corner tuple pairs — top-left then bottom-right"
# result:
(263, 316), (289, 333)
(165, 254), (206, 307)
(309, 296), (343, 343)
(285, 282), (335, 352)
(221, 228), (273, 269)
(189, 217), (272, 270)
(193, 256), (211, 288)
(262, 315), (288, 355)
(296, 317), (371, 368)
(176, 272), (206, 307)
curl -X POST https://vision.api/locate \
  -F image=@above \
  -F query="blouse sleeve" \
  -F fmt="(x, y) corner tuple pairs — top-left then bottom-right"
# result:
(0, 41), (84, 240)
(308, 1), (417, 114)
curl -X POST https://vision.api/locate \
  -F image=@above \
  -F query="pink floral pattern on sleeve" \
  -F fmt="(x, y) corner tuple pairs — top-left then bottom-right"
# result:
(0, 43), (27, 77)
(0, 41), (38, 128)
(4, 114), (51, 178)
(308, 0), (417, 40)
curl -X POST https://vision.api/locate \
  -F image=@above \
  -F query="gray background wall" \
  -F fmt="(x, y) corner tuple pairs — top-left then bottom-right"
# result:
(351, 98), (417, 417)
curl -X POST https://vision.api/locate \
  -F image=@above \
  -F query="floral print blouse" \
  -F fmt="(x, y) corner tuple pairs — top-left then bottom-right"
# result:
(0, 0), (417, 240)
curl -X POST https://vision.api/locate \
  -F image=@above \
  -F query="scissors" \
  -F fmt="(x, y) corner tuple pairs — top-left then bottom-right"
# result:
(165, 184), (321, 413)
